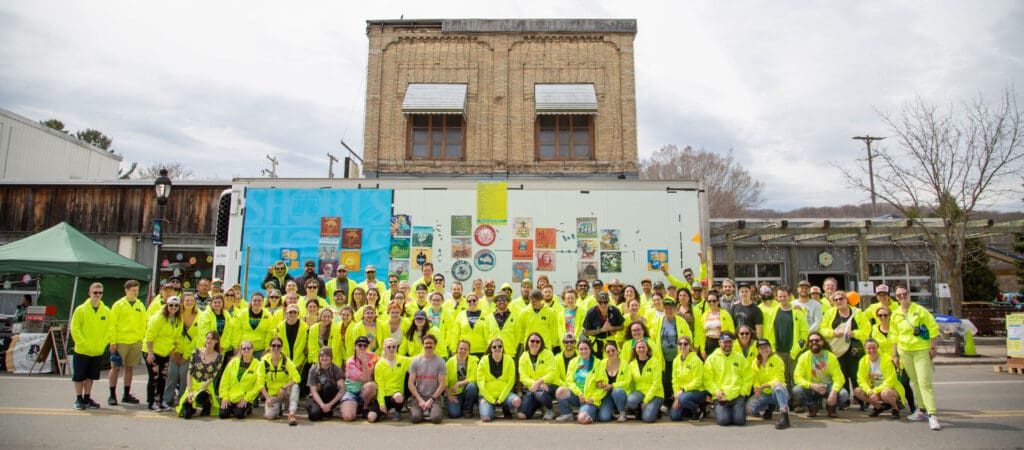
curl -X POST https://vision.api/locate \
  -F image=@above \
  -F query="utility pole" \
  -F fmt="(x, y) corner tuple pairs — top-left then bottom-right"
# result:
(262, 154), (279, 178)
(853, 135), (885, 216)
(327, 153), (339, 178)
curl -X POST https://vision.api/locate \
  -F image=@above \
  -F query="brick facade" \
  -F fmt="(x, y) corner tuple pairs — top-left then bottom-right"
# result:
(363, 19), (638, 178)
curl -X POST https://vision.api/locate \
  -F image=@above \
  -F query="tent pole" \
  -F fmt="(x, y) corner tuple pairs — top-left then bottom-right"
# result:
(66, 276), (79, 346)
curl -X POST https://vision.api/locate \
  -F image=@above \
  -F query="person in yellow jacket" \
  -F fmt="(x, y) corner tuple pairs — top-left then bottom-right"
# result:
(855, 338), (904, 420)
(345, 306), (381, 360)
(218, 340), (263, 419)
(401, 310), (449, 359)
(516, 332), (558, 420)
(820, 290), (872, 408)
(258, 337), (301, 424)
(868, 305), (919, 414)
(669, 335), (707, 422)
(70, 283), (111, 410)
(694, 291), (736, 358)
(620, 298), (647, 346)
(325, 265), (357, 305)
(263, 289), (285, 330)
(891, 285), (941, 430)
(453, 294), (491, 357)
(746, 339), (791, 429)
(107, 279), (146, 406)
(484, 293), (521, 353)
(178, 330), (224, 418)
(476, 337), (521, 422)
(553, 338), (605, 423)
(147, 283), (176, 316)
(596, 341), (632, 422)
(274, 304), (309, 372)
(445, 340), (480, 418)
(661, 251), (708, 293)
(557, 290), (586, 345)
(373, 337), (411, 421)
(650, 300), (693, 401)
(793, 332), (849, 418)
(623, 339), (664, 423)
(164, 292), (201, 408)
(703, 332), (753, 426)
(763, 292), (810, 389)
(145, 296), (184, 411)
(197, 294), (234, 355)
(308, 309), (344, 367)
(516, 290), (560, 356)
(229, 293), (274, 357)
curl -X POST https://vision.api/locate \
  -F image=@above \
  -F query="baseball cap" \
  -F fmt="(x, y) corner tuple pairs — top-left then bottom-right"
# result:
(798, 280), (811, 287)
(592, 280), (604, 287)
(810, 286), (822, 295)
(875, 284), (890, 294)
(413, 310), (427, 320)
(719, 332), (735, 342)
(354, 336), (370, 346)
(756, 339), (771, 347)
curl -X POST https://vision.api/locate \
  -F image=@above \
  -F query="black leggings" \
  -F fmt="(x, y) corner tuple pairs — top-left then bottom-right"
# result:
(181, 392), (212, 419)
(307, 385), (339, 421)
(146, 354), (170, 405)
(219, 402), (252, 419)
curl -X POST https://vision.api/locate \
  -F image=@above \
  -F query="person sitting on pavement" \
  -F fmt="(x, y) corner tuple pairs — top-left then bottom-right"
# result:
(259, 336), (301, 425)
(625, 339), (665, 423)
(218, 339), (262, 419)
(178, 330), (224, 418)
(747, 339), (791, 429)
(445, 340), (480, 418)
(669, 335), (707, 423)
(341, 335), (380, 422)
(854, 338), (905, 420)
(373, 337), (410, 422)
(596, 341), (632, 422)
(555, 337), (603, 423)
(793, 331), (849, 419)
(477, 337), (521, 422)
(518, 332), (558, 420)
(408, 334), (448, 424)
(702, 331), (753, 426)
(306, 346), (344, 421)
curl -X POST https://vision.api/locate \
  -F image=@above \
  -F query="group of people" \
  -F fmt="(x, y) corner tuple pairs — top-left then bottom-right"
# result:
(68, 258), (942, 430)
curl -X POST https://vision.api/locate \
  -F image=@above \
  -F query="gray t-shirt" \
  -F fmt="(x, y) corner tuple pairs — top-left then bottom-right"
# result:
(409, 354), (447, 397)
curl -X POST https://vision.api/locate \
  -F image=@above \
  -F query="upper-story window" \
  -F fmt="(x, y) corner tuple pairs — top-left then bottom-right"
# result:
(535, 84), (597, 161)
(403, 83), (467, 160)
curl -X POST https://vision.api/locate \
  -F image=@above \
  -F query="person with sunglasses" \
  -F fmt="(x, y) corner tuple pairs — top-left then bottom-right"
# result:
(747, 339), (791, 429)
(346, 305), (380, 359)
(264, 289), (285, 327)
(517, 332), (558, 420)
(793, 331), (848, 419)
(555, 338), (604, 423)
(70, 282), (112, 410)
(855, 338), (904, 420)
(485, 294), (520, 357)
(869, 305), (918, 414)
(164, 292), (201, 409)
(477, 337), (521, 422)
(446, 340), (480, 418)
(309, 308), (343, 368)
(669, 335), (706, 422)
(218, 339), (262, 419)
(821, 290), (871, 409)
(763, 286), (810, 389)
(408, 334), (448, 424)
(454, 293), (490, 357)
(703, 331), (752, 426)
(865, 284), (895, 325)
(262, 260), (294, 293)
(357, 265), (388, 306)
(273, 304), (308, 382)
(625, 339), (664, 423)
(374, 337), (410, 422)
(300, 280), (329, 311)
(403, 309), (448, 359)
(341, 336), (380, 422)
(326, 265), (356, 304)
(178, 330), (224, 418)
(517, 289), (560, 358)
(694, 290), (735, 358)
(734, 325), (756, 358)
(596, 341), (631, 422)
(650, 299), (693, 402)
(144, 295), (184, 411)
(891, 285), (941, 430)
(306, 346), (344, 421)
(582, 292), (624, 359)
(259, 336), (301, 425)
(228, 292), (274, 359)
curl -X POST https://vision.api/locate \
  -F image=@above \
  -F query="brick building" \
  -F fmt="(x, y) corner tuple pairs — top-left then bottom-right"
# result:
(362, 19), (639, 178)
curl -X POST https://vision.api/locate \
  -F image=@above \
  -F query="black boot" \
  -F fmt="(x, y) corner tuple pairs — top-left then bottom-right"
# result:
(762, 404), (774, 420)
(776, 412), (791, 429)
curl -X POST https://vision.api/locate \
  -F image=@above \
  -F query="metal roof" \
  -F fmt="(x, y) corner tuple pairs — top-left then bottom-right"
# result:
(401, 83), (467, 115)
(535, 84), (598, 115)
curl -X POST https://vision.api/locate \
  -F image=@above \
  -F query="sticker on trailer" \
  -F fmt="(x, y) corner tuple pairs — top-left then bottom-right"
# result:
(474, 249), (496, 272)
(452, 260), (473, 282)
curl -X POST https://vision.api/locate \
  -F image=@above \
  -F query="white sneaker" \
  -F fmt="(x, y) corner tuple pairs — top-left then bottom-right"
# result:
(555, 413), (573, 422)
(542, 410), (554, 421)
(928, 415), (941, 430)
(908, 409), (928, 421)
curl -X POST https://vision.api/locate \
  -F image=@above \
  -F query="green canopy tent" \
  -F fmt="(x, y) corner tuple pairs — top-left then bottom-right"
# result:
(0, 222), (151, 324)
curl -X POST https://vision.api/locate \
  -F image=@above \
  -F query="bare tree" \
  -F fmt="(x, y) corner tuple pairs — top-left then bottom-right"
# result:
(839, 89), (1024, 316)
(135, 161), (196, 180)
(641, 145), (764, 217)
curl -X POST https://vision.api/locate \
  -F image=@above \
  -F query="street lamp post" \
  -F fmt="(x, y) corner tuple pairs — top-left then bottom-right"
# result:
(150, 168), (172, 300)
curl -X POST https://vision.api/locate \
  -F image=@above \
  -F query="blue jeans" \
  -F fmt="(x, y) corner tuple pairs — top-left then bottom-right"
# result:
(598, 388), (627, 422)
(626, 391), (664, 423)
(447, 383), (479, 418)
(579, 403), (599, 422)
(714, 397), (746, 426)
(792, 384), (849, 409)
(670, 390), (707, 421)
(478, 393), (520, 421)
(748, 386), (790, 415)
(520, 385), (555, 418)
(559, 392), (580, 416)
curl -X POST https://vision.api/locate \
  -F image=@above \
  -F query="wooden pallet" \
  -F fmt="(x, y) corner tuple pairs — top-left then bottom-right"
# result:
(993, 365), (1024, 375)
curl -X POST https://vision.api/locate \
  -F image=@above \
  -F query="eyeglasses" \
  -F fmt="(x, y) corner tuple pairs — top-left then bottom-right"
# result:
(738, 332), (750, 336)
(563, 340), (575, 345)
(877, 314), (890, 318)
(384, 345), (397, 350)
(270, 344), (282, 348)
(491, 344), (503, 349)
(306, 286), (318, 289)
(355, 343), (368, 348)
(528, 339), (541, 344)
(433, 278), (444, 282)
(269, 296), (281, 299)
(679, 342), (691, 347)
(467, 299), (478, 303)
(366, 271), (375, 274)
(287, 311), (298, 315)
(415, 317), (425, 320)
(91, 291), (103, 295)
(597, 301), (609, 305)
(167, 304), (180, 308)
(808, 339), (822, 344)
(240, 346), (253, 351)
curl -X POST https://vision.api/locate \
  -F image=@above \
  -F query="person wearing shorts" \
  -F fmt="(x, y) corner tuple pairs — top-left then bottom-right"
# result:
(107, 279), (147, 405)
(341, 336), (379, 422)
(71, 283), (111, 410)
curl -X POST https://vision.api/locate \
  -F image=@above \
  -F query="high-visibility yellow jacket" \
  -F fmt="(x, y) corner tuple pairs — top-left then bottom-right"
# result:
(517, 349), (558, 387)
(565, 356), (607, 404)
(452, 309), (491, 355)
(794, 350), (845, 392)
(108, 297), (147, 344)
(628, 356), (664, 403)
(374, 356), (412, 406)
(229, 308), (275, 352)
(821, 306), (871, 343)
(399, 326), (449, 359)
(751, 353), (786, 395)
(325, 278), (357, 304)
(196, 308), (234, 352)
(274, 319), (309, 367)
(671, 351), (705, 394)
(71, 299), (111, 357)
(694, 308), (736, 355)
(763, 306), (810, 356)
(308, 321), (344, 367)
(446, 354), (480, 395)
(516, 305), (560, 350)
(702, 348), (753, 401)
(345, 320), (381, 358)
(378, 318), (410, 355)
(484, 311), (520, 353)
(856, 354), (906, 403)
(476, 354), (516, 404)
(864, 300), (897, 324)
(145, 314), (183, 357)
(891, 302), (939, 353)
(219, 356), (263, 403)
(177, 320), (201, 357)
(147, 295), (165, 317)
(258, 353), (300, 396)
(868, 324), (897, 361)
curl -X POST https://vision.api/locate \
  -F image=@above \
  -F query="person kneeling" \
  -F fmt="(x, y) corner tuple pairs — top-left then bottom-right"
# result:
(793, 332), (849, 419)
(218, 340), (261, 419)
(747, 339), (791, 429)
(307, 346), (344, 421)
(702, 332), (752, 426)
(260, 337), (301, 425)
(854, 339), (904, 420)
(408, 334), (447, 424)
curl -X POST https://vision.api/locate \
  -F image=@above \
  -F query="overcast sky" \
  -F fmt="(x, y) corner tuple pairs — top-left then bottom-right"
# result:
(1, 1), (1021, 211)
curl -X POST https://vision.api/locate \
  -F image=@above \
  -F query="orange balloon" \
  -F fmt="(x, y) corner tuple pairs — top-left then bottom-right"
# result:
(847, 291), (861, 307)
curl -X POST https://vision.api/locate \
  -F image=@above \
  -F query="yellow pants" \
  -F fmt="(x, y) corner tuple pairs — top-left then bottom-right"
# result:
(899, 348), (936, 414)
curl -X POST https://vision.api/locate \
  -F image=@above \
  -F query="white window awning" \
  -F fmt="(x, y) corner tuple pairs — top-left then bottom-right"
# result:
(535, 84), (598, 115)
(402, 83), (467, 115)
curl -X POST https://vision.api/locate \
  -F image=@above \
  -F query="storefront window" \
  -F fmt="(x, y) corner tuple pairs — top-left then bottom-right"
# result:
(156, 248), (214, 291)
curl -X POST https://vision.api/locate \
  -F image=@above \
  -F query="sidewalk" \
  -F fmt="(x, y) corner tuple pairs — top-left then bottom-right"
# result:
(933, 336), (1008, 366)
